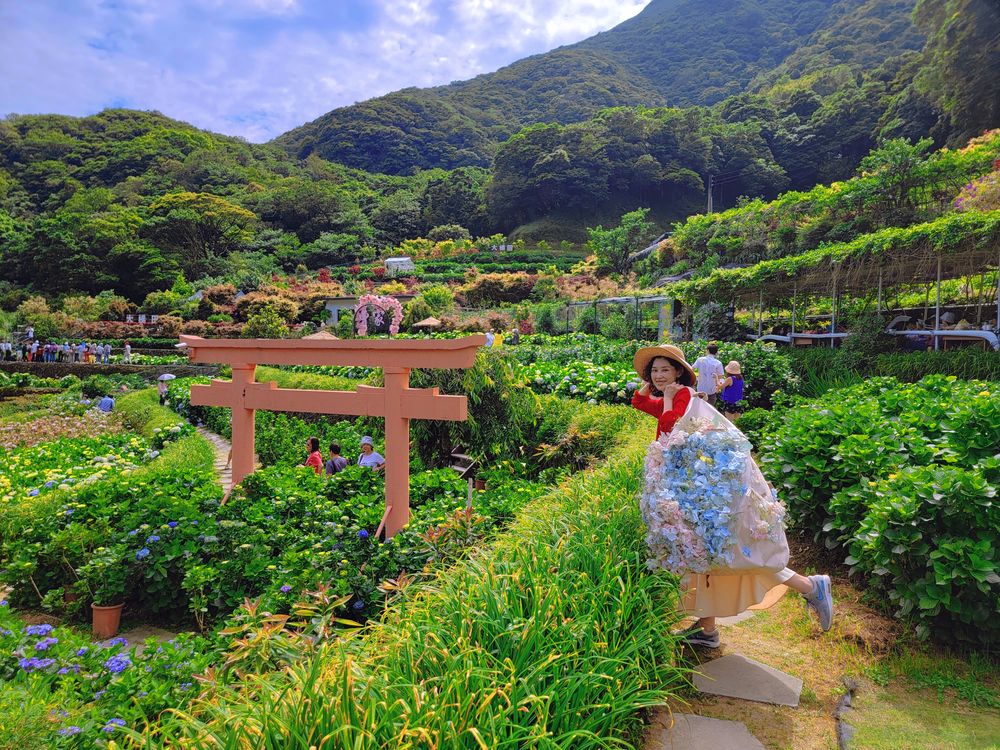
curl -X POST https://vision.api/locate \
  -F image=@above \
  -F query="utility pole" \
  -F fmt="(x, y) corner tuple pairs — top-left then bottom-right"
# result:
(706, 174), (714, 214)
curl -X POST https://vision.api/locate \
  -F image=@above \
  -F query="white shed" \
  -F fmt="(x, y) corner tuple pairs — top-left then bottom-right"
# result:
(384, 257), (416, 277)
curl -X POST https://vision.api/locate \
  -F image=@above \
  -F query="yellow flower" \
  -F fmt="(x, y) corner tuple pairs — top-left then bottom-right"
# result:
(888, 473), (898, 480)
(978, 390), (991, 397)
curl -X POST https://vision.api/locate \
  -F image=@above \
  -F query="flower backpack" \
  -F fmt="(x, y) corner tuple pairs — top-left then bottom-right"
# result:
(640, 387), (790, 577)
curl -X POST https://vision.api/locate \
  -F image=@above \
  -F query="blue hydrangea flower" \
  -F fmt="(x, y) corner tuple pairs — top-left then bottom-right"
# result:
(25, 623), (53, 636)
(136, 547), (150, 560)
(34, 637), (58, 650)
(357, 529), (369, 540)
(58, 726), (82, 736)
(352, 600), (365, 610)
(167, 521), (178, 528)
(76, 647), (88, 656)
(146, 535), (160, 543)
(105, 637), (128, 647)
(44, 480), (56, 488)
(104, 654), (132, 673)
(279, 584), (292, 593)
(28, 489), (39, 496)
(102, 718), (127, 732)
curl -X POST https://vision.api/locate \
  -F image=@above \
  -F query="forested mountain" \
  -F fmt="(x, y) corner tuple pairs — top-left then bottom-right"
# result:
(274, 0), (925, 174)
(0, 109), (491, 300)
(0, 0), (996, 304)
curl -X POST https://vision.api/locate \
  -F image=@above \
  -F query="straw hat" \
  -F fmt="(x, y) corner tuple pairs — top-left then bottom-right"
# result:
(725, 360), (742, 375)
(633, 344), (695, 386)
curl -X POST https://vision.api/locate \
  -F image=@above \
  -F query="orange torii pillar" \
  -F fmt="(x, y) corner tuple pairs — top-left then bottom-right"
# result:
(179, 334), (485, 538)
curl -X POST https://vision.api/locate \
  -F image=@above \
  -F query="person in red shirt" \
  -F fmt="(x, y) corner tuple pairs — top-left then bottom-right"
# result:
(631, 345), (695, 436)
(303, 436), (323, 475)
(631, 344), (834, 649)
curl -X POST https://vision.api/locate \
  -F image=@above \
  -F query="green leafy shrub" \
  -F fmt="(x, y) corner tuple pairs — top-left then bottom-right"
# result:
(844, 466), (999, 645)
(764, 375), (1000, 645)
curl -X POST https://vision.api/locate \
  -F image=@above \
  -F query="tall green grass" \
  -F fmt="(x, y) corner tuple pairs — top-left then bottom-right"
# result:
(146, 433), (688, 749)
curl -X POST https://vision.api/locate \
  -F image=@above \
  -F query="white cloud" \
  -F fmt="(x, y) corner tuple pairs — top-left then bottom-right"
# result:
(0, 0), (650, 141)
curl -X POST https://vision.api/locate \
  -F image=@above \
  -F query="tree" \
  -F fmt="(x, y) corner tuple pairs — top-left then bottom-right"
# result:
(587, 208), (653, 276)
(242, 305), (289, 338)
(143, 192), (257, 278)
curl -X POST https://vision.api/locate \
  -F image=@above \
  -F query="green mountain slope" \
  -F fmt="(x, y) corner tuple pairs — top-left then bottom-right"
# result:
(274, 0), (924, 174)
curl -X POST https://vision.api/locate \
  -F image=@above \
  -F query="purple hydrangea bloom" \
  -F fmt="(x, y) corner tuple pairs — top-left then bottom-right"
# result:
(25, 623), (54, 636)
(44, 480), (56, 488)
(146, 535), (160, 543)
(19, 656), (56, 671)
(34, 637), (58, 650)
(167, 521), (178, 528)
(102, 718), (127, 732)
(0, 599), (7, 607)
(136, 547), (150, 560)
(280, 584), (292, 593)
(104, 654), (132, 673)
(352, 600), (365, 610)
(76, 647), (89, 656)
(28, 489), (39, 496)
(57, 664), (82, 675)
(58, 726), (82, 736)
(357, 529), (369, 540)
(127, 529), (139, 536)
(106, 637), (128, 647)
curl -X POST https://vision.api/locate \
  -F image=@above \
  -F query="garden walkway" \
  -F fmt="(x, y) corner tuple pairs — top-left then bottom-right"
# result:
(196, 426), (235, 494)
(645, 607), (805, 750)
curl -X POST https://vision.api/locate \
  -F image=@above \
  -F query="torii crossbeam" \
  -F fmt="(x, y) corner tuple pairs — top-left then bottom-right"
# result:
(179, 334), (486, 538)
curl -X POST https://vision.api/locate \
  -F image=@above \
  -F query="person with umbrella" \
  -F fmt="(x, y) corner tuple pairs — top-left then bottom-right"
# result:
(157, 373), (175, 405)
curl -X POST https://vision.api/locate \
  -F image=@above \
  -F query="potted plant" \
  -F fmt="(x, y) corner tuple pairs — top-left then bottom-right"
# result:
(78, 546), (129, 638)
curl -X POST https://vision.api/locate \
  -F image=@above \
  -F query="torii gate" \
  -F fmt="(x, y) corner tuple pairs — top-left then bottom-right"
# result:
(179, 334), (486, 538)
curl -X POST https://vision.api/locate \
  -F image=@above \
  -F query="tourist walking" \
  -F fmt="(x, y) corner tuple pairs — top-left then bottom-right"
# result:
(718, 360), (745, 421)
(631, 344), (833, 648)
(157, 378), (169, 406)
(692, 343), (725, 405)
(123, 341), (132, 364)
(304, 437), (323, 475)
(325, 442), (348, 475)
(357, 436), (385, 472)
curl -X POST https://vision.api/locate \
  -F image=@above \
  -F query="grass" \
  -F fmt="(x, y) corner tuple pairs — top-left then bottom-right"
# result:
(0, 393), (54, 422)
(849, 683), (1000, 749)
(145, 430), (691, 748)
(256, 366), (359, 392)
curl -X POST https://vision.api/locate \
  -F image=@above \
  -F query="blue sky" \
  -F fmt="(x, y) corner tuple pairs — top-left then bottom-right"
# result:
(0, 0), (649, 142)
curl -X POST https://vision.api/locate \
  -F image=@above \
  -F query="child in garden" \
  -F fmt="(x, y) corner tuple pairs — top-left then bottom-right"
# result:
(631, 344), (833, 647)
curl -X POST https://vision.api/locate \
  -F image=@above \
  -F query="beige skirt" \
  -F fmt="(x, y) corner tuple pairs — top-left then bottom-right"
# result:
(680, 567), (794, 618)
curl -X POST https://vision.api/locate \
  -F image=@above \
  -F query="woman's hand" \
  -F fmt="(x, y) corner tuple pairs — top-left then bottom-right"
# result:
(661, 383), (682, 399)
(637, 381), (651, 396)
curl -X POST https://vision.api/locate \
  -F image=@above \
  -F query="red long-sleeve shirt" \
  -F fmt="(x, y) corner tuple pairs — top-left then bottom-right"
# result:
(631, 387), (692, 438)
(304, 451), (323, 475)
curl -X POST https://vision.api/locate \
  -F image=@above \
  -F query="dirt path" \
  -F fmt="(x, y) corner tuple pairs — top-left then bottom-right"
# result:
(645, 539), (1000, 750)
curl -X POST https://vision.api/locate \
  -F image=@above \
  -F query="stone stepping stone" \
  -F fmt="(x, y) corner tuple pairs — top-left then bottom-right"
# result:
(646, 712), (765, 750)
(102, 625), (178, 655)
(716, 609), (757, 626)
(694, 653), (803, 707)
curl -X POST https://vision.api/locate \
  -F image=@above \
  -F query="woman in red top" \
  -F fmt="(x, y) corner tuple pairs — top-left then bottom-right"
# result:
(304, 436), (323, 475)
(631, 350), (693, 437)
(631, 344), (834, 649)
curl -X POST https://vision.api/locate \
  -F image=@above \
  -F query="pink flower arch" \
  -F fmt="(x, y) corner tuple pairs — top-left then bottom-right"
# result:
(354, 294), (404, 336)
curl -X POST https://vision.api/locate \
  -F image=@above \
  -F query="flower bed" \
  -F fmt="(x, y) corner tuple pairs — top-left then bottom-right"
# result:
(761, 375), (1000, 646)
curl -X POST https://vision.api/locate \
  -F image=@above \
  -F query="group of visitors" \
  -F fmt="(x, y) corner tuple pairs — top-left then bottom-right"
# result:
(2, 337), (133, 364)
(691, 343), (744, 420)
(304, 435), (384, 476)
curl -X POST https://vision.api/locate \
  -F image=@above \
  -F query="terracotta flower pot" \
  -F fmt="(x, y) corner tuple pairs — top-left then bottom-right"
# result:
(92, 603), (124, 639)
(475, 478), (487, 491)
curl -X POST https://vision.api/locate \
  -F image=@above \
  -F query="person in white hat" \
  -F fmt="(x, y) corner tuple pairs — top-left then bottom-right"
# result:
(357, 436), (385, 473)
(631, 344), (834, 649)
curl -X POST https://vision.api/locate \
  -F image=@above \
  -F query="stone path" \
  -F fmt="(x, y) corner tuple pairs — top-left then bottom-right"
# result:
(196, 426), (235, 494)
(644, 610), (806, 749)
(102, 625), (178, 656)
